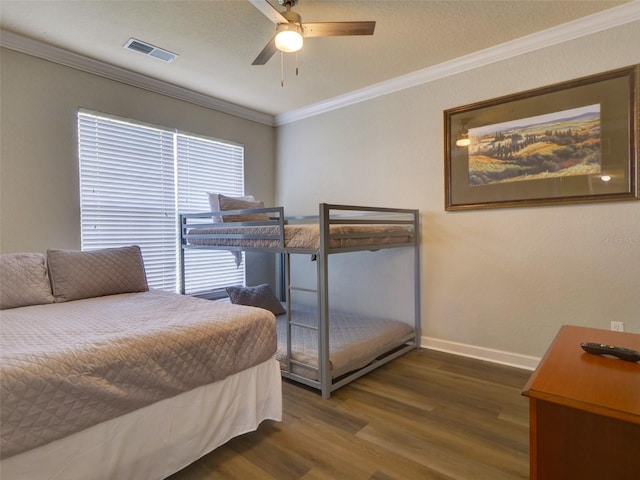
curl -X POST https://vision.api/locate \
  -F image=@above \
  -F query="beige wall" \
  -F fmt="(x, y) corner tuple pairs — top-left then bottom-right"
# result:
(276, 22), (640, 363)
(0, 48), (276, 285)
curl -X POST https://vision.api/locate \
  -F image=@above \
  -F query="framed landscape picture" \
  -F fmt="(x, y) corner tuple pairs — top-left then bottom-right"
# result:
(444, 65), (639, 210)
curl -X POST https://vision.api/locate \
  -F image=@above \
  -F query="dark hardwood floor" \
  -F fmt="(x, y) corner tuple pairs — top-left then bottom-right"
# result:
(168, 348), (532, 480)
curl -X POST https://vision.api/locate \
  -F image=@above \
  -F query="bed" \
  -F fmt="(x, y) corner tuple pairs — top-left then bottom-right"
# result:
(0, 247), (282, 479)
(180, 201), (421, 399)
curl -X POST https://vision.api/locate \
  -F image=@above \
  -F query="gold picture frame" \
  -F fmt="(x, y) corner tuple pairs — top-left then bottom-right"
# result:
(444, 65), (639, 211)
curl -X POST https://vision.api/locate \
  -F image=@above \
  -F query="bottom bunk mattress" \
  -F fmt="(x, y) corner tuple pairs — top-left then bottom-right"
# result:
(0, 290), (277, 460)
(276, 303), (415, 380)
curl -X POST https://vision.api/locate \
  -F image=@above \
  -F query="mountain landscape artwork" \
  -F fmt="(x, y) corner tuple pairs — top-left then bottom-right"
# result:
(467, 104), (601, 186)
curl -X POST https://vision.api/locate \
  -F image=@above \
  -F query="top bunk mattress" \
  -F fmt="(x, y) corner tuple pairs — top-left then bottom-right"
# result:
(186, 223), (414, 250)
(0, 290), (276, 459)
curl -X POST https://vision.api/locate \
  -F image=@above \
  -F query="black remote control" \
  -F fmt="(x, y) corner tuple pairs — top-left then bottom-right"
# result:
(580, 342), (640, 362)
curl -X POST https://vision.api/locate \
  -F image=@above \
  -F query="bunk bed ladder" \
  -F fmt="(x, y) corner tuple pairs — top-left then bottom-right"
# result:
(283, 251), (322, 381)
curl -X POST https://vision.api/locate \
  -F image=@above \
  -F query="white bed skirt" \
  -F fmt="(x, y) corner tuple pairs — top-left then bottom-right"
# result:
(1, 358), (282, 480)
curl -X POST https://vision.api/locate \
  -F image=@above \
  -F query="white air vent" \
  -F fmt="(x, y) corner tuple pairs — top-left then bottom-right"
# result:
(123, 38), (178, 63)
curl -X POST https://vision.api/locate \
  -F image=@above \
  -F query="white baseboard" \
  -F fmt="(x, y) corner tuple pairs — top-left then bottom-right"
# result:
(421, 336), (540, 371)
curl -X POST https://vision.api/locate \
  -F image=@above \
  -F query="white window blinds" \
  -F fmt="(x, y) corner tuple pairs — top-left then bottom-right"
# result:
(78, 111), (245, 294)
(176, 133), (246, 293)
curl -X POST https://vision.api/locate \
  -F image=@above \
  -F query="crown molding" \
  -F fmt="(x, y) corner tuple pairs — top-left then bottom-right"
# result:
(275, 1), (640, 126)
(2, 2), (638, 128)
(0, 29), (276, 127)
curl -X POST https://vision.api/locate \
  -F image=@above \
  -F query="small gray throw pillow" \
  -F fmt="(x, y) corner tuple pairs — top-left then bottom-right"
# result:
(47, 245), (149, 302)
(226, 284), (285, 315)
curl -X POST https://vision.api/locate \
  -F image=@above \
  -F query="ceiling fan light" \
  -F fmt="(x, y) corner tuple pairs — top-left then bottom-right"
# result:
(275, 24), (303, 52)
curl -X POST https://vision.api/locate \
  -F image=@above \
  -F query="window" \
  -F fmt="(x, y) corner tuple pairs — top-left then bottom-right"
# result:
(78, 110), (245, 294)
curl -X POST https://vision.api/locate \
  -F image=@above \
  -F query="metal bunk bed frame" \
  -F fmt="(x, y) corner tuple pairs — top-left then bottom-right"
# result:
(180, 203), (421, 399)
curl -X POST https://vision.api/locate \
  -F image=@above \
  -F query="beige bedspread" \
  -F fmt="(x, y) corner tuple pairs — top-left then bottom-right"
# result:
(187, 223), (413, 250)
(0, 290), (276, 459)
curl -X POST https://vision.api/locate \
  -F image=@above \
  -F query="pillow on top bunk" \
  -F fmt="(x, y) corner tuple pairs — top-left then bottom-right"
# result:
(47, 245), (149, 302)
(226, 284), (285, 315)
(0, 252), (55, 309)
(208, 193), (255, 222)
(218, 194), (270, 223)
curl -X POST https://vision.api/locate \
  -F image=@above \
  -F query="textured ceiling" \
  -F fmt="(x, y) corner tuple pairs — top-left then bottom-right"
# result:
(0, 0), (632, 117)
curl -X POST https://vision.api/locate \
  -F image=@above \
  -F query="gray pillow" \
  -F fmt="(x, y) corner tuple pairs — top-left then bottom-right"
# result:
(0, 253), (55, 309)
(47, 245), (148, 302)
(218, 194), (270, 223)
(226, 284), (285, 315)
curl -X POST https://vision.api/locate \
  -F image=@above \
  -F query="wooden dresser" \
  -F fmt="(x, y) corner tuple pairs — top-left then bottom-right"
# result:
(522, 325), (640, 479)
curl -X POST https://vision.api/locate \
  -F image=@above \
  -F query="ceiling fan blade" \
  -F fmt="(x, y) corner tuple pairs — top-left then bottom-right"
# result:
(252, 36), (278, 65)
(302, 21), (376, 37)
(248, 0), (288, 24)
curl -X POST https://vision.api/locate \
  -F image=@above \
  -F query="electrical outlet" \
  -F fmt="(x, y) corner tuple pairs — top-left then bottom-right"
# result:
(610, 321), (624, 332)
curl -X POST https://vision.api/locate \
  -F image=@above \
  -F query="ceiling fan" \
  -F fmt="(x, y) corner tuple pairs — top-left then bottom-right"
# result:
(249, 0), (376, 65)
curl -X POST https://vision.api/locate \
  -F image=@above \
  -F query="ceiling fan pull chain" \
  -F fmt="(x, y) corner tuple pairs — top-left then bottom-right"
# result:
(281, 51), (284, 87)
(295, 51), (299, 76)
